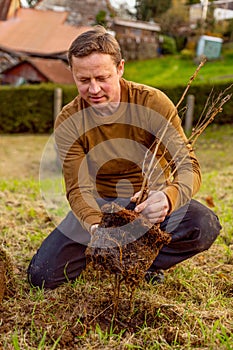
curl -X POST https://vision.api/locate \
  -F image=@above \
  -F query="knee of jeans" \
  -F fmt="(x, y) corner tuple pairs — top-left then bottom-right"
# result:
(27, 260), (55, 289)
(194, 214), (221, 253)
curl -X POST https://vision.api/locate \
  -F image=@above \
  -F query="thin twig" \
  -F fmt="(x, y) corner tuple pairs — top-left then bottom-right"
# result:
(89, 303), (114, 325)
(137, 57), (207, 205)
(150, 87), (232, 192)
(113, 274), (121, 317)
(176, 57), (206, 110)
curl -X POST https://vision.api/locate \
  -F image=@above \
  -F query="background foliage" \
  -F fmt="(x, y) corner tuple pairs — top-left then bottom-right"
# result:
(0, 79), (232, 133)
(135, 0), (172, 21)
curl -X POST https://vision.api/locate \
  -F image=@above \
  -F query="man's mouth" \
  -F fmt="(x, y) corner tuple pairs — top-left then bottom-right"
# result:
(89, 96), (106, 103)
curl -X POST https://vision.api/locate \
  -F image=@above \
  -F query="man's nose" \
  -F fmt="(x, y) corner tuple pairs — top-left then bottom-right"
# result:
(89, 80), (101, 94)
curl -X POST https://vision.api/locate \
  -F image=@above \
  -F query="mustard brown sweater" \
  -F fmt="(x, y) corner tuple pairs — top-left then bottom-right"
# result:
(55, 78), (201, 231)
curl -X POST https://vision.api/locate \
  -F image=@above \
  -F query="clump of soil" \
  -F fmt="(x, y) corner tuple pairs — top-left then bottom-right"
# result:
(0, 246), (15, 303)
(0, 260), (5, 303)
(86, 202), (171, 289)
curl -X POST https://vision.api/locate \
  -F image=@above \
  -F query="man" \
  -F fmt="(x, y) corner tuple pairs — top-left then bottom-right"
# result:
(28, 26), (221, 289)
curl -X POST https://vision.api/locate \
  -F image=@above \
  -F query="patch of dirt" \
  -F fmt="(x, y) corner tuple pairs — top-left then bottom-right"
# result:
(0, 247), (15, 303)
(0, 260), (5, 303)
(1, 254), (232, 349)
(0, 134), (49, 179)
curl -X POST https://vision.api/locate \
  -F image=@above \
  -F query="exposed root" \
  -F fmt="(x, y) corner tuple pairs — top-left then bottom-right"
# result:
(86, 202), (171, 316)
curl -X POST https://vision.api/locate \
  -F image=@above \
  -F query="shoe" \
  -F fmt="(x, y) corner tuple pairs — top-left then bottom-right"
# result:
(145, 269), (165, 285)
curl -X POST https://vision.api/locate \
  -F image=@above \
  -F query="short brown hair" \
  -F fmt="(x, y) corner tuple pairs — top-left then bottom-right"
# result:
(68, 25), (122, 68)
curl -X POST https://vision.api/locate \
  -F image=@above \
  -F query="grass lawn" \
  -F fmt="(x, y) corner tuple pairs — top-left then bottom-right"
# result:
(0, 124), (233, 349)
(124, 49), (233, 87)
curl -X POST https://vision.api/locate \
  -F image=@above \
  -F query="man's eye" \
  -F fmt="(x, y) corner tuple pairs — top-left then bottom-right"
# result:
(98, 76), (109, 81)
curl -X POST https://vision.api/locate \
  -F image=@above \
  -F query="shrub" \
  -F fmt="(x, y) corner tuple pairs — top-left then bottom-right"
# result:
(0, 81), (232, 134)
(162, 81), (233, 125)
(0, 84), (77, 133)
(180, 49), (195, 60)
(161, 35), (177, 55)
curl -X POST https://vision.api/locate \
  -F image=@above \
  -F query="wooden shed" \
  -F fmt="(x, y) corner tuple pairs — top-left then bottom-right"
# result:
(111, 18), (161, 60)
(1, 57), (74, 85)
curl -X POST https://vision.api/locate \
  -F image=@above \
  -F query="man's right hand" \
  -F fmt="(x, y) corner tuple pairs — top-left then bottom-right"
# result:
(131, 190), (170, 224)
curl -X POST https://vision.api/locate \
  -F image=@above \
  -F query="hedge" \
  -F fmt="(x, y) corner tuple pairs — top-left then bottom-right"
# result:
(161, 81), (233, 125)
(0, 81), (232, 133)
(0, 84), (77, 134)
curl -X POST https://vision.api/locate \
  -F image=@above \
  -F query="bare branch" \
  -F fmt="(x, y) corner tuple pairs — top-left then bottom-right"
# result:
(137, 57), (207, 205)
(176, 57), (206, 110)
(150, 85), (232, 194)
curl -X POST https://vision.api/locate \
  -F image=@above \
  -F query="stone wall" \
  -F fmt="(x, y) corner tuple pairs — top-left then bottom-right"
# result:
(118, 37), (158, 61)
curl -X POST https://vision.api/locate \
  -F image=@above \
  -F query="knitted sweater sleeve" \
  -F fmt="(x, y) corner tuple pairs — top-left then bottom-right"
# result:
(54, 101), (102, 232)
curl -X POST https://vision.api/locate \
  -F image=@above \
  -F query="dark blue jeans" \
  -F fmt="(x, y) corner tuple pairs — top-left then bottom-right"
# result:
(27, 199), (221, 289)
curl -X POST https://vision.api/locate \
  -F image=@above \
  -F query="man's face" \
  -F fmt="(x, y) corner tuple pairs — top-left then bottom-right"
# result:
(71, 53), (124, 108)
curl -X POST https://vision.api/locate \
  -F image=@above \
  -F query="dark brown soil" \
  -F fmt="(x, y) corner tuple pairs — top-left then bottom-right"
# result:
(86, 203), (171, 284)
(0, 247), (16, 303)
(0, 260), (5, 303)
(86, 202), (171, 311)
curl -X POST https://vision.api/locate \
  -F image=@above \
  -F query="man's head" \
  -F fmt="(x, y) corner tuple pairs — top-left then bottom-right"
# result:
(68, 25), (122, 69)
(68, 26), (124, 109)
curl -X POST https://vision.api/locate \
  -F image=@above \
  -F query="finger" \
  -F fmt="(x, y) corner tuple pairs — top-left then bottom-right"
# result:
(147, 206), (168, 218)
(130, 190), (141, 202)
(152, 217), (165, 224)
(143, 206), (168, 222)
(90, 224), (99, 235)
(134, 201), (147, 213)
(146, 213), (166, 224)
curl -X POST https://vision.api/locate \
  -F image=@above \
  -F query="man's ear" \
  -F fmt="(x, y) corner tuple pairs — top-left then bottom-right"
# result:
(118, 59), (125, 77)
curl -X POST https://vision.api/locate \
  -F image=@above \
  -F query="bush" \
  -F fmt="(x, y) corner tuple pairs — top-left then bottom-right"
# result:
(162, 81), (233, 125)
(161, 35), (177, 55)
(180, 49), (195, 60)
(0, 84), (77, 133)
(0, 81), (232, 133)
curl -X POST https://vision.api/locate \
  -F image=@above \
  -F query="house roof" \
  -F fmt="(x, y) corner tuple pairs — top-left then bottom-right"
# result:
(2, 57), (75, 84)
(113, 18), (161, 32)
(0, 8), (90, 55)
(0, 0), (11, 20)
